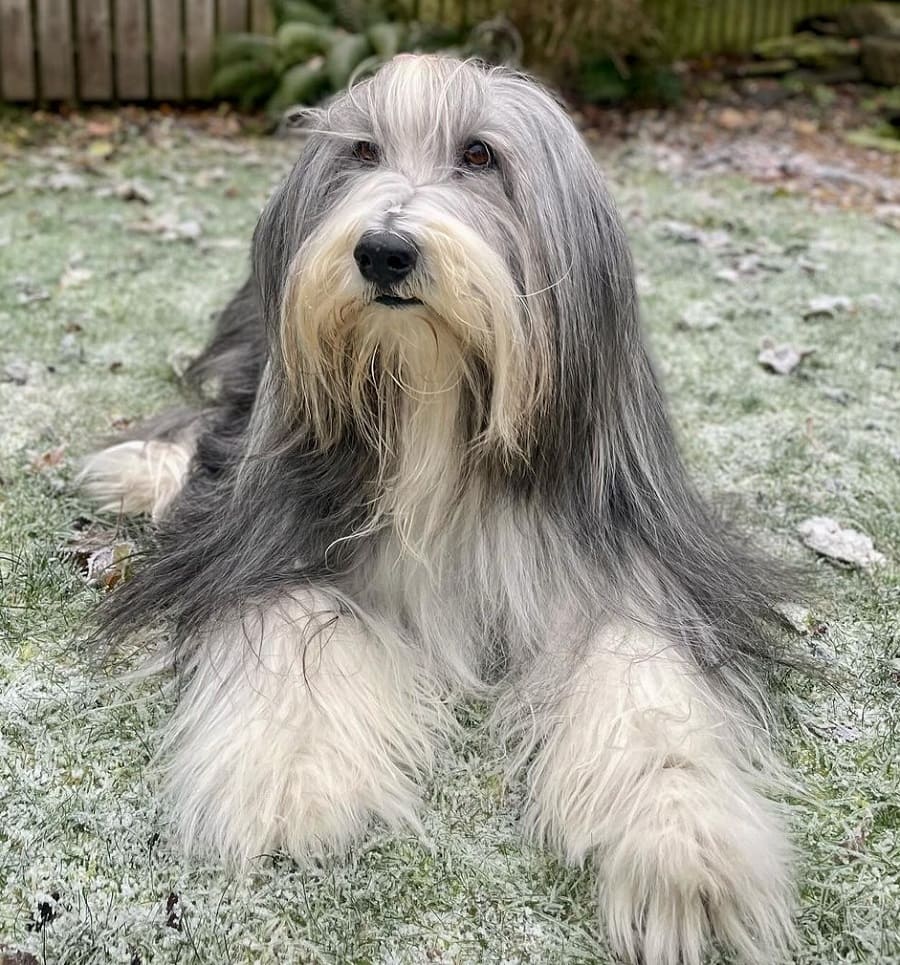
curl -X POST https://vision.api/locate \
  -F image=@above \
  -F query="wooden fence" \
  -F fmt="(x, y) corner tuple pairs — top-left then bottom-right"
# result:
(646, 0), (859, 58)
(0, 0), (273, 102)
(0, 0), (864, 103)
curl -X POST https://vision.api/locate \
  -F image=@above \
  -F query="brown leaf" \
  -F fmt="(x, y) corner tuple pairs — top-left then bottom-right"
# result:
(85, 542), (136, 590)
(30, 445), (66, 472)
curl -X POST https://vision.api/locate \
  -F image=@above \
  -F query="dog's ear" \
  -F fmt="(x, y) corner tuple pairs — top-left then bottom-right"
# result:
(251, 133), (335, 344)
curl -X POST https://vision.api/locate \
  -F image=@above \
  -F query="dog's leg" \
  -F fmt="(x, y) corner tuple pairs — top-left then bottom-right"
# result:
(503, 619), (793, 965)
(162, 589), (446, 865)
(78, 438), (194, 519)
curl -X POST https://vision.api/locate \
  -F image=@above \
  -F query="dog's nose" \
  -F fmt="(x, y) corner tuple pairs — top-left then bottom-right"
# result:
(353, 232), (418, 289)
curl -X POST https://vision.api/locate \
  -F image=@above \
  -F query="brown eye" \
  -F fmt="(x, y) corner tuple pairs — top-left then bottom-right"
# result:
(462, 140), (492, 169)
(353, 141), (380, 164)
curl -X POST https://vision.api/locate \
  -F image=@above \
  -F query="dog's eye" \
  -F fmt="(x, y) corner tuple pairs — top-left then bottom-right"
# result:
(353, 141), (380, 164)
(461, 140), (493, 170)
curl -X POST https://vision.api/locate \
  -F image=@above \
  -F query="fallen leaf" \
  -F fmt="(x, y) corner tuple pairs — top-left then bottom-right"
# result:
(168, 347), (197, 380)
(30, 445), (66, 472)
(46, 170), (87, 191)
(777, 602), (813, 635)
(2, 361), (30, 384)
(165, 892), (182, 930)
(859, 293), (885, 312)
(717, 107), (750, 130)
(86, 542), (135, 589)
(86, 119), (117, 137)
(798, 516), (886, 569)
(87, 139), (115, 159)
(59, 266), (92, 289)
(661, 220), (731, 248)
(16, 287), (50, 306)
(59, 332), (82, 361)
(1, 950), (41, 965)
(677, 301), (722, 331)
(114, 180), (155, 204)
(821, 386), (853, 405)
(803, 294), (854, 319)
(757, 337), (814, 375)
(129, 213), (203, 242)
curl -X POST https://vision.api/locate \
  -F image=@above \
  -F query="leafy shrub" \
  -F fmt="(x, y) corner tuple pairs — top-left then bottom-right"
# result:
(211, 0), (461, 114)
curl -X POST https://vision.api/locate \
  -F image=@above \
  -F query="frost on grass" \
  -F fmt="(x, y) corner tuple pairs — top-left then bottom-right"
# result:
(1, 117), (899, 964)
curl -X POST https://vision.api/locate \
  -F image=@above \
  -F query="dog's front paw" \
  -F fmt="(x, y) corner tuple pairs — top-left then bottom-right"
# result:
(596, 769), (794, 965)
(159, 595), (446, 865)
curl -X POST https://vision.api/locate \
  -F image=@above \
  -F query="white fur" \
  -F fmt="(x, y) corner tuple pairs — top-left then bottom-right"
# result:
(499, 618), (795, 965)
(160, 589), (450, 864)
(78, 439), (192, 519)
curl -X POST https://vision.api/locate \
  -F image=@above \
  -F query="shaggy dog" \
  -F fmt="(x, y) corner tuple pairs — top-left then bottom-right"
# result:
(81, 55), (795, 965)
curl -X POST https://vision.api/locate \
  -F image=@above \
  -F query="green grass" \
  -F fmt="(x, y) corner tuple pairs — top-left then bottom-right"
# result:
(1, 117), (898, 964)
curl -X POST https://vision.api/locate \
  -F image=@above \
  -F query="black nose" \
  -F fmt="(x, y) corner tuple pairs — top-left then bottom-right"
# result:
(353, 232), (418, 289)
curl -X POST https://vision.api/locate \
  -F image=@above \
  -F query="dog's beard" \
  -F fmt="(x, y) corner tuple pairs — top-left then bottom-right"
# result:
(278, 186), (550, 550)
(279, 180), (549, 452)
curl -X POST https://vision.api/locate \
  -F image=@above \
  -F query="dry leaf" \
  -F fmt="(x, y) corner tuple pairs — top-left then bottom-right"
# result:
(129, 213), (203, 242)
(86, 542), (135, 589)
(59, 266), (92, 289)
(677, 301), (722, 331)
(777, 603), (813, 635)
(16, 286), (50, 306)
(758, 337), (814, 375)
(798, 516), (886, 569)
(2, 361), (29, 385)
(168, 347), (197, 380)
(86, 139), (115, 160)
(114, 180), (155, 204)
(804, 295), (853, 320)
(46, 170), (87, 191)
(86, 119), (117, 137)
(661, 220), (731, 249)
(1, 951), (41, 965)
(717, 107), (750, 130)
(30, 445), (66, 472)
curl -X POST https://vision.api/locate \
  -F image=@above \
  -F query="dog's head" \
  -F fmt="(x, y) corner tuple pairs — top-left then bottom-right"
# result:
(254, 56), (636, 460)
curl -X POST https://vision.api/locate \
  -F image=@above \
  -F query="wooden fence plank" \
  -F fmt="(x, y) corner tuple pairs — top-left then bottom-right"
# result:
(114, 0), (149, 99)
(0, 0), (37, 101)
(218, 0), (247, 34)
(76, 0), (113, 100)
(250, 0), (273, 34)
(150, 0), (183, 99)
(36, 0), (75, 99)
(186, 0), (215, 98)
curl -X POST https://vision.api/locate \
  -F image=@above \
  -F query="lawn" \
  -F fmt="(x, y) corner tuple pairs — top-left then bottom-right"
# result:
(0, 110), (897, 964)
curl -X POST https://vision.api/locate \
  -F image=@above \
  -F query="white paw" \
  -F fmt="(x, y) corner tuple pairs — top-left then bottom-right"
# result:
(78, 439), (192, 519)
(597, 768), (794, 965)
(160, 593), (446, 865)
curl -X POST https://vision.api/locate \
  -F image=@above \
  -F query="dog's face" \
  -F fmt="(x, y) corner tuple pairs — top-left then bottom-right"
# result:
(255, 56), (633, 457)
